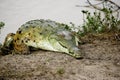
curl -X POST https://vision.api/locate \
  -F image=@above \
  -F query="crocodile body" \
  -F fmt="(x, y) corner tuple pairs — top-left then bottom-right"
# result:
(1, 19), (82, 58)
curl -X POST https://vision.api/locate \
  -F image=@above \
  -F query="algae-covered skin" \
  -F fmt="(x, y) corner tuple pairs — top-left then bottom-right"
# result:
(1, 19), (83, 58)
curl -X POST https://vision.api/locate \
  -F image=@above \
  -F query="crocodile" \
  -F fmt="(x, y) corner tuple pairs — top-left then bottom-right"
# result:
(1, 19), (83, 58)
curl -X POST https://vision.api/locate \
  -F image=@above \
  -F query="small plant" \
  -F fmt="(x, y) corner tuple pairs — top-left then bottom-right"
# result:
(56, 68), (65, 75)
(0, 22), (5, 33)
(77, 0), (120, 36)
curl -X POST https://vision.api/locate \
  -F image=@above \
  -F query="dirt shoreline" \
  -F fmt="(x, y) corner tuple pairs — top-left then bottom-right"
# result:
(0, 33), (120, 80)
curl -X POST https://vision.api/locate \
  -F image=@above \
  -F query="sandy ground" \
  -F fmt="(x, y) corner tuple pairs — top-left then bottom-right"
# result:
(0, 33), (120, 80)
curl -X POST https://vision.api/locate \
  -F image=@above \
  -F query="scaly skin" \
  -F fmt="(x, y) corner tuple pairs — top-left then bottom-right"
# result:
(1, 19), (83, 58)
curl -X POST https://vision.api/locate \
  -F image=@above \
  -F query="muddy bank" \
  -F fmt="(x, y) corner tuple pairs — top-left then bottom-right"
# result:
(0, 33), (120, 80)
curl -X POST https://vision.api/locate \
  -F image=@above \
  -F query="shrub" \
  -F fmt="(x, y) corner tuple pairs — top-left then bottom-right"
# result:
(78, 0), (120, 36)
